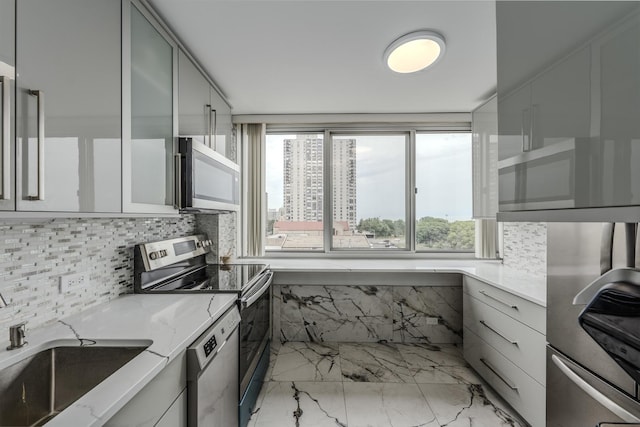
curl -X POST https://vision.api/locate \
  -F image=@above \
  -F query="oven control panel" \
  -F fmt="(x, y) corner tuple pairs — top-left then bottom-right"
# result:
(136, 234), (212, 272)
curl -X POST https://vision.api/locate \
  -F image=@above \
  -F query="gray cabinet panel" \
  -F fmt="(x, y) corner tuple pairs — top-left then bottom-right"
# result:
(210, 87), (232, 159)
(178, 49), (210, 147)
(15, 0), (121, 212)
(0, 0), (15, 211)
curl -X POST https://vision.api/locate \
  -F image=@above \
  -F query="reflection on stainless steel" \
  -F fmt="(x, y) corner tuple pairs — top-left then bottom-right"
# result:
(548, 223), (640, 426)
(0, 346), (146, 426)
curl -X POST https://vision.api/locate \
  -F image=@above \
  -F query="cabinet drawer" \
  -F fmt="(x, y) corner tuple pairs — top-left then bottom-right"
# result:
(463, 276), (545, 334)
(464, 293), (546, 385)
(464, 327), (545, 427)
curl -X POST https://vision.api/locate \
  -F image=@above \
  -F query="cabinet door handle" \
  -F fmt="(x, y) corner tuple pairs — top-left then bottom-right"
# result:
(480, 358), (518, 391)
(530, 104), (537, 150)
(479, 290), (518, 310)
(174, 154), (182, 209)
(27, 89), (44, 201)
(0, 76), (9, 200)
(479, 320), (518, 345)
(521, 108), (530, 152)
(205, 103), (212, 147)
(211, 108), (217, 152)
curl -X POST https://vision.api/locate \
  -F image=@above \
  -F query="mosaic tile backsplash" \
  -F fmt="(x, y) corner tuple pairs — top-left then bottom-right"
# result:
(501, 222), (547, 278)
(0, 216), (197, 333)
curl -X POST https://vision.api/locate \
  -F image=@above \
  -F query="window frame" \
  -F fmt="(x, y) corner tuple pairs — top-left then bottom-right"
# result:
(259, 124), (476, 258)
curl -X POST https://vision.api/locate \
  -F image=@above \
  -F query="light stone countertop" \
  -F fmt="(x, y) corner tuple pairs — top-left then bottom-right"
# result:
(0, 293), (237, 427)
(243, 258), (547, 307)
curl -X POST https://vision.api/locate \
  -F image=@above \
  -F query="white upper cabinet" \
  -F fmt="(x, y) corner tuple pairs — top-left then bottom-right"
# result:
(178, 49), (211, 147)
(15, 0), (121, 212)
(472, 96), (498, 219)
(0, 0), (15, 211)
(123, 1), (178, 213)
(496, 2), (640, 217)
(178, 49), (233, 160)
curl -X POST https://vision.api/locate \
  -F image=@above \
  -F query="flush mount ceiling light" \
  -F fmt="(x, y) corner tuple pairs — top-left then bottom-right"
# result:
(384, 31), (446, 74)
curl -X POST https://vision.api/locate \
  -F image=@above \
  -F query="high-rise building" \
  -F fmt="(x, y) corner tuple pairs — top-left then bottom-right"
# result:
(283, 136), (357, 230)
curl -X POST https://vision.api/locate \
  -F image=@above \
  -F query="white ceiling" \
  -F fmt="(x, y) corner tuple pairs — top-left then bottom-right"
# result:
(149, 0), (497, 115)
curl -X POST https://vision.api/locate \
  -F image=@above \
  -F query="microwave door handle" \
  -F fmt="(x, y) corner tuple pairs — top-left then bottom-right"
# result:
(625, 223), (637, 268)
(601, 223), (615, 275)
(174, 154), (182, 209)
(551, 355), (640, 423)
(241, 271), (273, 309)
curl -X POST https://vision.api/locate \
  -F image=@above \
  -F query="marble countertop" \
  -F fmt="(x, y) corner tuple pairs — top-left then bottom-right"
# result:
(0, 293), (237, 427)
(243, 258), (546, 307)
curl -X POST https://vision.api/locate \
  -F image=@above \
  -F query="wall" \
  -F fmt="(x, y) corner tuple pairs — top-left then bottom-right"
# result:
(0, 216), (196, 333)
(501, 222), (547, 278)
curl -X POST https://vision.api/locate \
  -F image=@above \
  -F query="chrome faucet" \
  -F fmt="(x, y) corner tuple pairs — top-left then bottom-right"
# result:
(7, 323), (27, 350)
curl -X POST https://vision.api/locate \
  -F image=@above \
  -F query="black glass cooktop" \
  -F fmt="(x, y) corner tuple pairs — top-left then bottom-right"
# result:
(146, 263), (268, 293)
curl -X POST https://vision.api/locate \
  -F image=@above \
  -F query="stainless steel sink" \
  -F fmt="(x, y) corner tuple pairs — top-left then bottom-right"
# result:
(0, 345), (147, 426)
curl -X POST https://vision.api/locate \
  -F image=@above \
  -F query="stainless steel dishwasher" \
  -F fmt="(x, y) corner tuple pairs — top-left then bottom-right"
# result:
(187, 305), (241, 427)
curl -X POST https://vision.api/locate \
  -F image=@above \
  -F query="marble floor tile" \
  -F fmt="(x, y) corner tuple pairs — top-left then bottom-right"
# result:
(339, 343), (413, 383)
(248, 381), (348, 427)
(343, 382), (440, 427)
(418, 383), (526, 427)
(397, 343), (481, 384)
(270, 342), (342, 382)
(396, 343), (467, 367)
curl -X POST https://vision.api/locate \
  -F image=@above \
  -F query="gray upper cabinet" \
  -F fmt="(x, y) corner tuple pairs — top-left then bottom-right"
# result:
(178, 49), (211, 147)
(472, 96), (498, 219)
(15, 0), (122, 212)
(496, 1), (640, 218)
(210, 87), (232, 159)
(123, 0), (178, 213)
(0, 0), (15, 211)
(178, 49), (233, 159)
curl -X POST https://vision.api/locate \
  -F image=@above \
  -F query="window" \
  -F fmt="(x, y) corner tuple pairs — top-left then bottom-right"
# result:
(265, 133), (324, 251)
(416, 133), (473, 251)
(260, 128), (473, 254)
(331, 133), (407, 250)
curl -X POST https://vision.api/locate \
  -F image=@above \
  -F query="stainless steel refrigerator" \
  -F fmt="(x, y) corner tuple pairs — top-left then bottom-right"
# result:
(547, 222), (640, 426)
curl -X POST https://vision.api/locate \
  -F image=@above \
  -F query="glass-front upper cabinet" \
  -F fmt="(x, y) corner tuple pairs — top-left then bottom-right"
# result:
(16, 0), (121, 212)
(124, 0), (178, 213)
(0, 0), (15, 211)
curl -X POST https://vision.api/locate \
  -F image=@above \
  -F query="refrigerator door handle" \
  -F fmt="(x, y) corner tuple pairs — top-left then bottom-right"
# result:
(551, 355), (640, 423)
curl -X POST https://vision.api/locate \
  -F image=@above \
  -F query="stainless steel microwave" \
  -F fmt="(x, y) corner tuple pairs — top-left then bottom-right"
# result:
(176, 137), (240, 213)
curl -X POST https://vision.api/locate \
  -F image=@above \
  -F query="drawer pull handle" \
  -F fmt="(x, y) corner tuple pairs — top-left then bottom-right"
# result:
(479, 290), (518, 310)
(479, 320), (518, 346)
(480, 358), (518, 391)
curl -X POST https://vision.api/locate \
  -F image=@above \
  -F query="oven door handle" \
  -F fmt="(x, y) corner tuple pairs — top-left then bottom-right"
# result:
(241, 271), (273, 309)
(551, 355), (640, 423)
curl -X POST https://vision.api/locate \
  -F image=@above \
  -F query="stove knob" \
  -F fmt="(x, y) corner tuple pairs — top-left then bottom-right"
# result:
(196, 241), (202, 248)
(149, 251), (158, 260)
(160, 250), (167, 257)
(207, 240), (213, 246)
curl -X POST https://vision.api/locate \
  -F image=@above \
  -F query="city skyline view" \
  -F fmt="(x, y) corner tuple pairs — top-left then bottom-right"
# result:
(265, 133), (472, 223)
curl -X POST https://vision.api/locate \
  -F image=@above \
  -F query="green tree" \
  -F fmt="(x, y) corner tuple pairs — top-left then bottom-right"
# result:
(416, 216), (450, 248)
(446, 220), (475, 249)
(357, 217), (393, 237)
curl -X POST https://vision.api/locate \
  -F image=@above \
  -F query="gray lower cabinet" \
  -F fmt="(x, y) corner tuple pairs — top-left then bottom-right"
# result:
(15, 0), (122, 212)
(0, 0), (15, 211)
(105, 351), (187, 427)
(463, 276), (546, 427)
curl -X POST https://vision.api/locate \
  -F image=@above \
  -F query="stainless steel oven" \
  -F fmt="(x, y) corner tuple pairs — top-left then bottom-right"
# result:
(133, 234), (271, 427)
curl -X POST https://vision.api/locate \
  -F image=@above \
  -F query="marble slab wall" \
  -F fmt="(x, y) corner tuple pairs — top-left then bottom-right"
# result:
(501, 222), (547, 278)
(0, 216), (196, 333)
(273, 282), (462, 345)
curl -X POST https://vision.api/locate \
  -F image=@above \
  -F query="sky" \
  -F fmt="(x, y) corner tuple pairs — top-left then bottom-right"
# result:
(265, 133), (472, 222)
